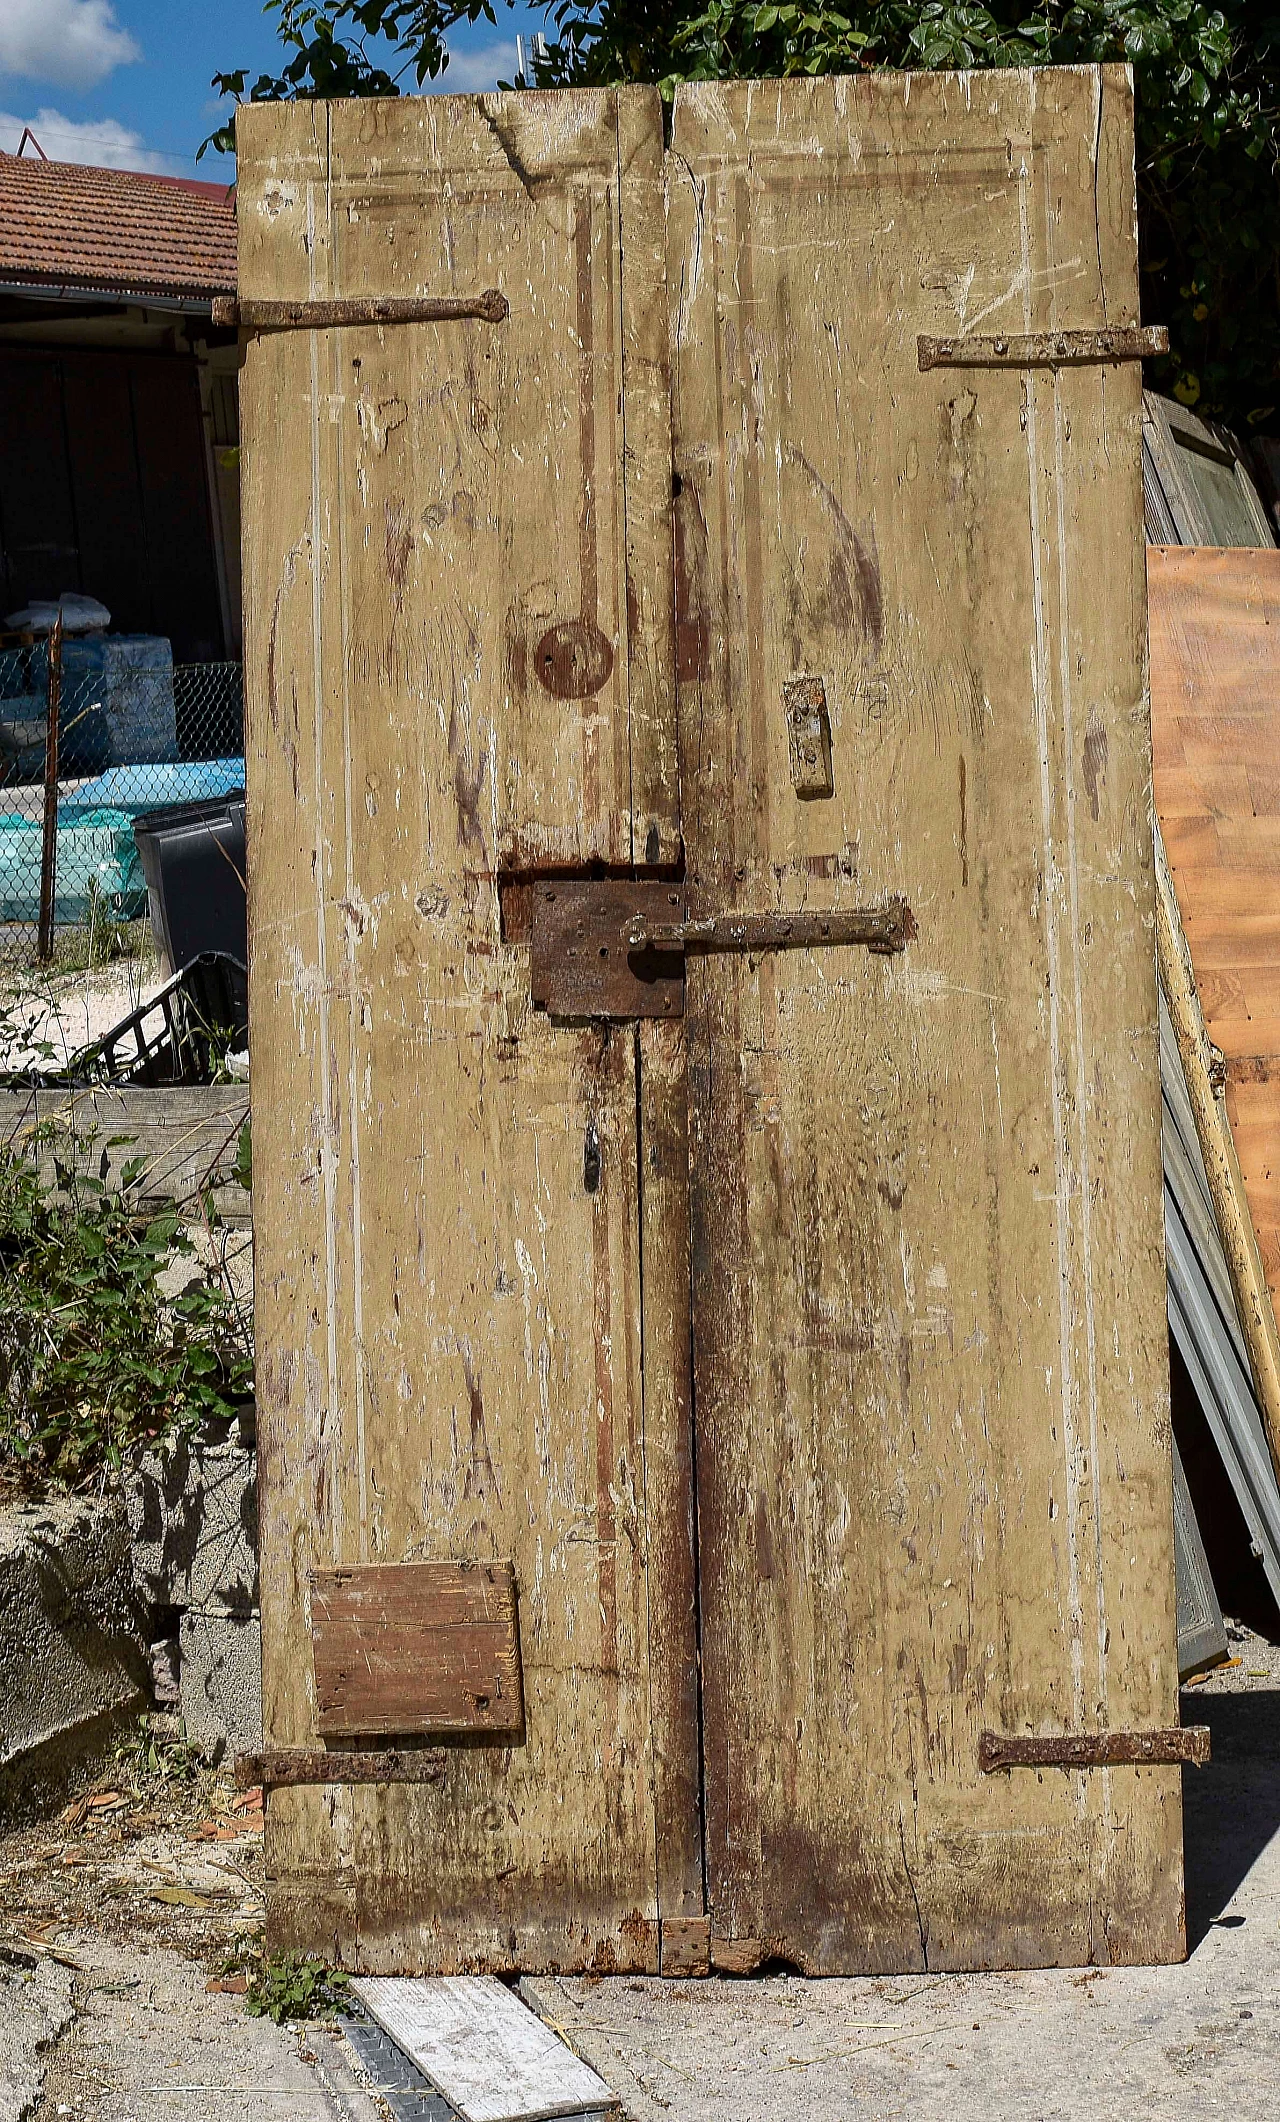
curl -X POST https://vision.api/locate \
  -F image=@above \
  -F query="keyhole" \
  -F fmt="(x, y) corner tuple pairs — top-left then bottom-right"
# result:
(583, 1123), (602, 1194)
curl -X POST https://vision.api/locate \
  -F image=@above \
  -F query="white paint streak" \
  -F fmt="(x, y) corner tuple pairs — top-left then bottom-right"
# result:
(309, 170), (342, 1563)
(332, 195), (370, 1558)
(1018, 142), (1086, 1731)
(1050, 308), (1108, 1723)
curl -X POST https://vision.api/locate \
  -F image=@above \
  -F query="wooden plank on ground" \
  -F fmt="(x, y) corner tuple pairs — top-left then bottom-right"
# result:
(350, 1976), (616, 2122)
(311, 1562), (523, 1736)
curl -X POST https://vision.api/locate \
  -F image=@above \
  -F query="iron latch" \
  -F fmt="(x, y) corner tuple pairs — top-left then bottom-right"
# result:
(624, 905), (910, 955)
(529, 881), (912, 1021)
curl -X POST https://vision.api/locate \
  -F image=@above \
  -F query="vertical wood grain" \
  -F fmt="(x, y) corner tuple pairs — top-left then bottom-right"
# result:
(637, 1016), (703, 1944)
(616, 86), (681, 869)
(239, 89), (681, 1972)
(669, 66), (1180, 1973)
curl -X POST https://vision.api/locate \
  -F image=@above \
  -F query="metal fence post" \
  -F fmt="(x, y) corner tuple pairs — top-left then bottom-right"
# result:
(37, 613), (62, 960)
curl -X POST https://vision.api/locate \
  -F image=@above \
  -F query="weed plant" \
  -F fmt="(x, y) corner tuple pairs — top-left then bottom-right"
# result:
(0, 1125), (253, 1494)
(225, 1942), (350, 2024)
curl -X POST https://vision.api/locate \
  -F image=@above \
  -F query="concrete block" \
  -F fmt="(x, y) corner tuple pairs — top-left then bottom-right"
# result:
(0, 1955), (75, 2122)
(0, 1495), (146, 1820)
(179, 1609), (261, 1762)
(126, 1419), (257, 1615)
(149, 1636), (181, 1706)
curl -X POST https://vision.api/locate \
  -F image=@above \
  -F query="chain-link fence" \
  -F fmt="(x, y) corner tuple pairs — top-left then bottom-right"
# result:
(0, 645), (244, 965)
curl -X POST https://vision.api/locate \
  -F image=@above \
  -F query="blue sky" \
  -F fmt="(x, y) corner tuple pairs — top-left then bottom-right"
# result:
(0, 0), (548, 178)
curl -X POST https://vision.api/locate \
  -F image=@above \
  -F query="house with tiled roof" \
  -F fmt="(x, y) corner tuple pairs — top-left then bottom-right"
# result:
(0, 148), (241, 661)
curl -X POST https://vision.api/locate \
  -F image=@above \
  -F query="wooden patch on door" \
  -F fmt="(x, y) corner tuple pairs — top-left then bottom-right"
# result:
(310, 1561), (523, 1738)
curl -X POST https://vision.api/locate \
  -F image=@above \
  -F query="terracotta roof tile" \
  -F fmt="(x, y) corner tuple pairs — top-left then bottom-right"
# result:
(0, 153), (236, 302)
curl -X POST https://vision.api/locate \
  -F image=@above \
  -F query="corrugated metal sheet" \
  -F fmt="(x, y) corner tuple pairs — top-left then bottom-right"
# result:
(1161, 994), (1280, 1614)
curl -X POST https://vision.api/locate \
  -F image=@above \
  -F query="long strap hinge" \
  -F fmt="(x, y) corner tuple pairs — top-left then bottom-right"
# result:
(212, 290), (509, 330)
(980, 1725), (1210, 1771)
(919, 325), (1167, 371)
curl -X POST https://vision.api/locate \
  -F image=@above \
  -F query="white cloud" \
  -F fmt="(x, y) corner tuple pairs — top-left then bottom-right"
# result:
(434, 41), (519, 95)
(0, 0), (139, 93)
(0, 106), (172, 174)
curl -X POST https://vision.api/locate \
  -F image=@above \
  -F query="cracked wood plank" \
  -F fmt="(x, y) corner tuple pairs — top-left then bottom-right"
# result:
(669, 66), (1181, 1973)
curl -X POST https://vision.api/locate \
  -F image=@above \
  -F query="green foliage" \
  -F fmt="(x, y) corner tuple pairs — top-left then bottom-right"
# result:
(0, 1126), (253, 1490)
(209, 0), (1280, 433)
(49, 903), (154, 979)
(242, 1948), (350, 2023)
(113, 1713), (206, 1790)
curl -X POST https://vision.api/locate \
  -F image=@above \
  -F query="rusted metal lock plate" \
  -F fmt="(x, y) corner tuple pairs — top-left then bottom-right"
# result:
(784, 676), (834, 798)
(530, 880), (685, 1020)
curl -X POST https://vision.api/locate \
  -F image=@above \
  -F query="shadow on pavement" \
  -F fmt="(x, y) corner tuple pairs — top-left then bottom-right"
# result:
(1182, 1683), (1280, 1952)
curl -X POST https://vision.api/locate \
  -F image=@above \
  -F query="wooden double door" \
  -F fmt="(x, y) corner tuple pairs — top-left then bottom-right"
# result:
(240, 67), (1184, 1975)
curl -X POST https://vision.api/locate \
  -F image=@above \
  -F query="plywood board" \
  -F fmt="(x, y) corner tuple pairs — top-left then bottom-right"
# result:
(311, 1562), (522, 1736)
(669, 65), (1182, 1971)
(1149, 546), (1280, 1332)
(351, 1976), (615, 2122)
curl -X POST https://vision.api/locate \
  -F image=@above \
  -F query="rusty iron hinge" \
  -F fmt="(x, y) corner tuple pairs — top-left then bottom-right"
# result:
(236, 1748), (447, 1791)
(918, 325), (1167, 372)
(979, 1726), (1210, 1772)
(529, 880), (912, 1021)
(211, 290), (508, 331)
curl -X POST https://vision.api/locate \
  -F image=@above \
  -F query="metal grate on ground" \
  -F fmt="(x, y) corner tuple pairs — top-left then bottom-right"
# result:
(0, 648), (243, 965)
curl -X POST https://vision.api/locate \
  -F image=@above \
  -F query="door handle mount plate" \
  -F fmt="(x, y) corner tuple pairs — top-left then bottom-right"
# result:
(529, 881), (912, 1021)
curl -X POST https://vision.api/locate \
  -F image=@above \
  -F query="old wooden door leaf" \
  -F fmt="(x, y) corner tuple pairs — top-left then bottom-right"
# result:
(241, 69), (1183, 1977)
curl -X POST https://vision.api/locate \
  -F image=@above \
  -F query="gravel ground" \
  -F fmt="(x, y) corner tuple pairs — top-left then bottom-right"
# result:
(1184, 1615), (1280, 1696)
(0, 955), (162, 1076)
(0, 1735), (266, 1968)
(0, 1958), (74, 2122)
(541, 1625), (1280, 2122)
(28, 1938), (386, 2122)
(0, 1739), (391, 2120)
(2, 1631), (1277, 2122)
